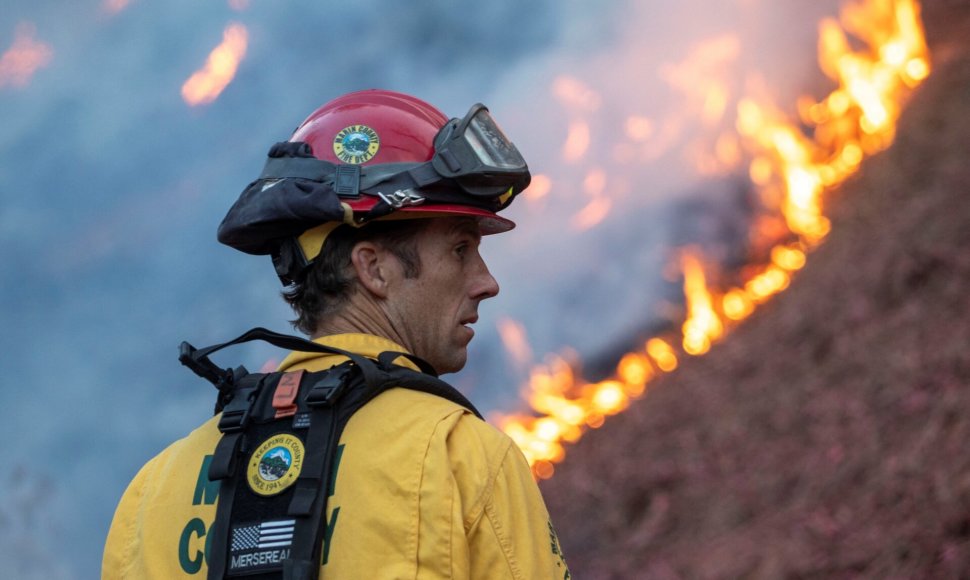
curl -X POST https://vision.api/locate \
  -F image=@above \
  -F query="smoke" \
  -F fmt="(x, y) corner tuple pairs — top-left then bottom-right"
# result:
(0, 0), (850, 576)
(457, 0), (844, 401)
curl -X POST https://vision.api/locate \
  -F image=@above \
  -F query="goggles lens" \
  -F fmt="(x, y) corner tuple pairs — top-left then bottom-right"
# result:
(464, 108), (526, 171)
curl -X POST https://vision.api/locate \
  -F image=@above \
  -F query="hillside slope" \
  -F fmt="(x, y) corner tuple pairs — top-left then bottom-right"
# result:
(540, 5), (970, 578)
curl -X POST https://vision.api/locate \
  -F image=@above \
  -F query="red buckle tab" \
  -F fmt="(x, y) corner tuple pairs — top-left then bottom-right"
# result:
(273, 370), (304, 418)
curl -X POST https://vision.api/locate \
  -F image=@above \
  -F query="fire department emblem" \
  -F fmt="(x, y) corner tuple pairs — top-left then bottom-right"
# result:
(247, 434), (305, 496)
(333, 124), (380, 164)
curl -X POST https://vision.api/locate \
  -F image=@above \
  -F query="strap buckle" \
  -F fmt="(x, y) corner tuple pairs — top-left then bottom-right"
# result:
(305, 364), (355, 407)
(273, 370), (304, 418)
(378, 189), (426, 209)
(217, 382), (260, 433)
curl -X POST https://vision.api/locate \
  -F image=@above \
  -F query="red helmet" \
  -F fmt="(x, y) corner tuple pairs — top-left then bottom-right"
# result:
(293, 90), (447, 165)
(218, 89), (530, 284)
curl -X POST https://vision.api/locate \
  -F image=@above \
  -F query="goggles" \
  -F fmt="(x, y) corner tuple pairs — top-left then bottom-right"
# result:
(431, 103), (530, 199)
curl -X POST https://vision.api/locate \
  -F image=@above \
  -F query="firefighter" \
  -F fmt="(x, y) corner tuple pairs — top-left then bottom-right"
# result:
(103, 89), (570, 579)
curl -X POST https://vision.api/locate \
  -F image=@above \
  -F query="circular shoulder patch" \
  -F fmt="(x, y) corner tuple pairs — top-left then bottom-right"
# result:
(247, 433), (305, 496)
(333, 124), (380, 164)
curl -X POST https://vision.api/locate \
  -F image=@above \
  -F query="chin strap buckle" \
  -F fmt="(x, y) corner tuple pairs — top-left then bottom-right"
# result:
(378, 189), (426, 209)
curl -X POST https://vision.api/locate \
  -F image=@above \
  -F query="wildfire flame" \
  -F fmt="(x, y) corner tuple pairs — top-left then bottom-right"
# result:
(181, 23), (248, 107)
(681, 250), (724, 356)
(0, 23), (54, 90)
(498, 0), (930, 478)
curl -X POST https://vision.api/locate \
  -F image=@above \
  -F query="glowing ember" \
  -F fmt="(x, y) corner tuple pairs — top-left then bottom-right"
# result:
(500, 0), (930, 478)
(525, 174), (552, 203)
(571, 197), (611, 231)
(0, 23), (54, 90)
(497, 317), (533, 369)
(625, 116), (654, 142)
(102, 0), (132, 14)
(571, 168), (612, 230)
(562, 120), (590, 163)
(552, 76), (602, 112)
(181, 23), (248, 107)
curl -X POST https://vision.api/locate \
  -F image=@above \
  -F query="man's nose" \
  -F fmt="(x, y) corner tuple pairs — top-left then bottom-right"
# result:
(471, 259), (500, 301)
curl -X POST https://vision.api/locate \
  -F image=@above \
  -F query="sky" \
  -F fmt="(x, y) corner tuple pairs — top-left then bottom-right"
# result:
(0, 0), (843, 576)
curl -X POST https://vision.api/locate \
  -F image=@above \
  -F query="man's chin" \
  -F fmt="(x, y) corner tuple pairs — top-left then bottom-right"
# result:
(434, 350), (468, 376)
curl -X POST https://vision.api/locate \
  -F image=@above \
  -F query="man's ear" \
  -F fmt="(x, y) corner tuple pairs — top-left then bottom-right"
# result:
(350, 241), (391, 299)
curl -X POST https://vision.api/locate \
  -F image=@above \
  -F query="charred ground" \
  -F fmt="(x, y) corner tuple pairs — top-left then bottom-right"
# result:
(541, 3), (970, 578)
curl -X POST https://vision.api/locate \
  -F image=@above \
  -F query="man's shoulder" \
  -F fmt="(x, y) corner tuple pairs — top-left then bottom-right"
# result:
(134, 415), (222, 479)
(351, 386), (514, 460)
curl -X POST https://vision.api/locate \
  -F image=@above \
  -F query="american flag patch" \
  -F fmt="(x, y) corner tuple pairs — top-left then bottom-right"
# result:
(230, 519), (296, 552)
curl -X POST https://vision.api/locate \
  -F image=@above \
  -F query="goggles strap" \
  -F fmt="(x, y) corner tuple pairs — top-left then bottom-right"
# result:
(406, 162), (443, 188)
(258, 155), (331, 181)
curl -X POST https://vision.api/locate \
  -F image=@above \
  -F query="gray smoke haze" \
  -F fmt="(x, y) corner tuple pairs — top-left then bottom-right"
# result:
(1, 0), (843, 576)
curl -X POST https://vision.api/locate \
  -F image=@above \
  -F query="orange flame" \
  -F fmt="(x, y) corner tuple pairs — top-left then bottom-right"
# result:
(497, 336), (679, 479)
(0, 23), (54, 90)
(181, 23), (248, 107)
(740, 0), (930, 247)
(501, 0), (930, 478)
(681, 251), (724, 356)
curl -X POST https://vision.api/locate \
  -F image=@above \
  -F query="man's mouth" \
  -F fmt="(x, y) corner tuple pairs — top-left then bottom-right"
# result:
(460, 315), (478, 339)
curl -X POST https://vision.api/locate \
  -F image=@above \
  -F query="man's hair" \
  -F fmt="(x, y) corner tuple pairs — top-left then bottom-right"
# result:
(282, 220), (427, 335)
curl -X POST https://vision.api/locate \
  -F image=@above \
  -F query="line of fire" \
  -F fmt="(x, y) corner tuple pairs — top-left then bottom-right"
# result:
(494, 0), (931, 480)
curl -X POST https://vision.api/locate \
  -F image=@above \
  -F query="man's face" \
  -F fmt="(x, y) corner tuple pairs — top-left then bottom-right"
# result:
(383, 217), (500, 374)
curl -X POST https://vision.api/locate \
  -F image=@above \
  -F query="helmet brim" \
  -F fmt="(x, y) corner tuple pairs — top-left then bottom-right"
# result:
(383, 205), (515, 234)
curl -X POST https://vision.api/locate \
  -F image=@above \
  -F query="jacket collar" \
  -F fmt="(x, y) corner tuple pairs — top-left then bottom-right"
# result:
(277, 333), (420, 372)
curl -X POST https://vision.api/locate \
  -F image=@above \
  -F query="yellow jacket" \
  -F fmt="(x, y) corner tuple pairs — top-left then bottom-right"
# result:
(103, 333), (569, 579)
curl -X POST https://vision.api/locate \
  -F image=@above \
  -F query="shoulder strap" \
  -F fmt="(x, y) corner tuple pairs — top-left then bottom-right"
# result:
(179, 327), (481, 419)
(181, 326), (439, 379)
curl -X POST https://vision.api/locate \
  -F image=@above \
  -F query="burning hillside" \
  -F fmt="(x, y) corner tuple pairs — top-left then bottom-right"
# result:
(498, 0), (932, 481)
(539, 1), (970, 576)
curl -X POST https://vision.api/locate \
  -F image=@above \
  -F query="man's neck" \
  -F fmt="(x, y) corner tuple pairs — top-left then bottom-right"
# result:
(312, 297), (409, 352)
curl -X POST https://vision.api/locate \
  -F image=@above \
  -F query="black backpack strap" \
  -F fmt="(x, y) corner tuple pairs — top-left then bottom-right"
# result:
(376, 352), (482, 419)
(204, 373), (269, 580)
(283, 364), (364, 579)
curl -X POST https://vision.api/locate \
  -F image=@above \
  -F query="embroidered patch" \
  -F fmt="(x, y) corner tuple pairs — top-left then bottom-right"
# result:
(333, 124), (380, 164)
(246, 434), (304, 496)
(228, 519), (295, 575)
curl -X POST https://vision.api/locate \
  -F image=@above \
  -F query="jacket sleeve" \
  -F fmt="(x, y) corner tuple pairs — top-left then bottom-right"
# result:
(463, 424), (571, 579)
(102, 453), (158, 579)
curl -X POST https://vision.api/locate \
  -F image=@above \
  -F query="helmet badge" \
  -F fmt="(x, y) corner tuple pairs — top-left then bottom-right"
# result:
(333, 124), (380, 164)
